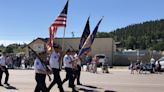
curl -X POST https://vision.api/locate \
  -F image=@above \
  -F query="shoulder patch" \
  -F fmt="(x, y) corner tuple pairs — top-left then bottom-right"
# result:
(36, 61), (39, 65)
(54, 56), (57, 59)
(66, 57), (69, 60)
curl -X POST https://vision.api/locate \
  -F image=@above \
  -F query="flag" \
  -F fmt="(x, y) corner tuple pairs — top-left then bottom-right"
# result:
(78, 17), (103, 57)
(50, 0), (68, 29)
(47, 27), (56, 51)
(79, 17), (90, 50)
(47, 0), (69, 51)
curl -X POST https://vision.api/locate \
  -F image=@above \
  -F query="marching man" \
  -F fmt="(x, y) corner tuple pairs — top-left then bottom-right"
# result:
(0, 52), (10, 86)
(34, 51), (48, 92)
(48, 44), (64, 92)
(62, 49), (78, 92)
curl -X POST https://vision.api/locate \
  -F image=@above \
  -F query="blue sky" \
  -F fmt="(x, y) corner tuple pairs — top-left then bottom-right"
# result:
(0, 0), (164, 45)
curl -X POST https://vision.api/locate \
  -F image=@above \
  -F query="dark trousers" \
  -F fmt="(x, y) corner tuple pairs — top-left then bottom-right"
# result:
(73, 69), (78, 84)
(48, 68), (64, 92)
(76, 65), (81, 84)
(0, 66), (9, 84)
(62, 67), (74, 87)
(34, 73), (48, 92)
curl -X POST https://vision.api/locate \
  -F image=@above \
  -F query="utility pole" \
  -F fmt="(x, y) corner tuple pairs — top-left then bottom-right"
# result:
(71, 31), (75, 38)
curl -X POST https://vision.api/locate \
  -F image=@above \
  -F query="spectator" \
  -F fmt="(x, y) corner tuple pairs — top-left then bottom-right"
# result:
(150, 57), (155, 73)
(156, 61), (161, 74)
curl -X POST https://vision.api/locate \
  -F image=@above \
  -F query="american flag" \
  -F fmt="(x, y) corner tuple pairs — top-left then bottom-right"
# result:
(50, 0), (68, 29)
(47, 0), (68, 51)
(47, 27), (56, 51)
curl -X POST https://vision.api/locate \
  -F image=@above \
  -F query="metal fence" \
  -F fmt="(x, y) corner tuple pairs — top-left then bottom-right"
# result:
(113, 50), (162, 66)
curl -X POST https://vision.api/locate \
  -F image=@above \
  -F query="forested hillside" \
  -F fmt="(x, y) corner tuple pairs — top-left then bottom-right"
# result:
(96, 19), (164, 50)
(0, 44), (25, 53)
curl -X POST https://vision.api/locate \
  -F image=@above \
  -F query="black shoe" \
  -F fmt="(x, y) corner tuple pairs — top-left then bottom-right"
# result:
(0, 84), (3, 86)
(77, 83), (82, 85)
(68, 85), (73, 88)
(68, 85), (72, 88)
(72, 88), (78, 92)
(4, 83), (10, 86)
(69, 84), (75, 88)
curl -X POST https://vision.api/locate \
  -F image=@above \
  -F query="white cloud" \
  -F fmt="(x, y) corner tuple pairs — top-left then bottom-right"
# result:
(0, 40), (30, 46)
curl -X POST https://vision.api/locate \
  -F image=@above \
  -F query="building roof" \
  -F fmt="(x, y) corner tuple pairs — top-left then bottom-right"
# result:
(23, 37), (48, 49)
(24, 37), (113, 49)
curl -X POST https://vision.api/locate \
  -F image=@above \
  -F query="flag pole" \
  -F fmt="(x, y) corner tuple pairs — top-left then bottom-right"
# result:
(60, 27), (66, 69)
(62, 27), (66, 51)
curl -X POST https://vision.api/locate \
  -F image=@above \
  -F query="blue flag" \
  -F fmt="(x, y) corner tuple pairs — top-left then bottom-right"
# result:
(79, 17), (90, 50)
(78, 17), (103, 57)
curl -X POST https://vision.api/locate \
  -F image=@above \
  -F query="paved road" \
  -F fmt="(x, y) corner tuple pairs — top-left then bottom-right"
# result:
(0, 69), (164, 92)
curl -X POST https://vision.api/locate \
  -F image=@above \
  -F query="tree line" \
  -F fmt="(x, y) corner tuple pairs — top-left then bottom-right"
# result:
(96, 19), (164, 51)
(0, 44), (26, 53)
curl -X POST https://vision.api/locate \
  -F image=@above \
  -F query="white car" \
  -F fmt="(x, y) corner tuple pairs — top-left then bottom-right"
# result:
(156, 57), (164, 71)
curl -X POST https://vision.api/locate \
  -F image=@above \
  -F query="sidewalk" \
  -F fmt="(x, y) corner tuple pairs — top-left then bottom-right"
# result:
(86, 66), (129, 72)
(109, 66), (129, 71)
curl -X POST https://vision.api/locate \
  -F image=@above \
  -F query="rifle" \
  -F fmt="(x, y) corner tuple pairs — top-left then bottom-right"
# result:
(66, 42), (76, 51)
(27, 46), (52, 81)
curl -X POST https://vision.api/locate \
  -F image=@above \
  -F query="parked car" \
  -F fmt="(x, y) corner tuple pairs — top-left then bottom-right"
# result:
(140, 63), (153, 73)
(156, 57), (164, 71)
(94, 54), (106, 67)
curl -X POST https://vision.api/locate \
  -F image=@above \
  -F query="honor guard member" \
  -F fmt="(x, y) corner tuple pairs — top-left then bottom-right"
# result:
(0, 52), (10, 86)
(74, 51), (82, 85)
(70, 50), (77, 86)
(34, 52), (48, 92)
(70, 50), (81, 86)
(48, 45), (64, 92)
(62, 49), (78, 92)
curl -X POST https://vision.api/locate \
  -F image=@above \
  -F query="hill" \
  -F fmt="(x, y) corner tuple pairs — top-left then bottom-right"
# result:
(96, 19), (164, 51)
(0, 43), (26, 53)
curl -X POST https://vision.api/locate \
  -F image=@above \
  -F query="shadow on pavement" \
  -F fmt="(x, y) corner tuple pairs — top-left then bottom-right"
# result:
(78, 88), (116, 92)
(78, 84), (102, 92)
(81, 84), (101, 89)
(4, 85), (18, 90)
(78, 84), (117, 92)
(104, 90), (117, 92)
(78, 87), (99, 92)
